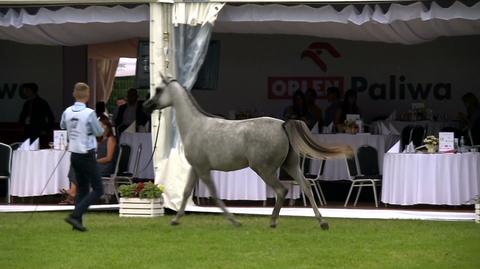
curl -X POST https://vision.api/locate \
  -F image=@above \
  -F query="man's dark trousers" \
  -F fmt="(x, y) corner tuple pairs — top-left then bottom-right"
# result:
(70, 150), (104, 220)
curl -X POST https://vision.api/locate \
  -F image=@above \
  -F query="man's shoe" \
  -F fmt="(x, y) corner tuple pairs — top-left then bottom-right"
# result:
(65, 216), (87, 232)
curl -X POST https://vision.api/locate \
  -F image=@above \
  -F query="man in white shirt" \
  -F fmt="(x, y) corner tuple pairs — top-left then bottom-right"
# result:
(61, 82), (104, 232)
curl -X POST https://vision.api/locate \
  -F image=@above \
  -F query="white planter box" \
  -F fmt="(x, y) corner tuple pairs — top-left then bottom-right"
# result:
(119, 197), (164, 218)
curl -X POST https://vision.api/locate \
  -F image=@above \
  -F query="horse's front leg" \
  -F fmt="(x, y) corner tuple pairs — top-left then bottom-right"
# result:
(171, 169), (198, 226)
(199, 170), (241, 227)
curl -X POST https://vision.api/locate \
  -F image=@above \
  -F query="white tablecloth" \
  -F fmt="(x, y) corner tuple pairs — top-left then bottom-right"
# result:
(310, 134), (399, 180)
(197, 168), (300, 201)
(382, 152), (480, 205)
(119, 132), (154, 179)
(10, 150), (71, 197)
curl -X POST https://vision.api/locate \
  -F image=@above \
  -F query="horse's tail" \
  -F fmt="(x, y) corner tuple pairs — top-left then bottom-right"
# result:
(282, 120), (353, 159)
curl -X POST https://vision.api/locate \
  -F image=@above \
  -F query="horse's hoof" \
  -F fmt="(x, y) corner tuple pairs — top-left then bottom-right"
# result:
(232, 221), (242, 227)
(171, 220), (180, 226)
(270, 223), (277, 228)
(320, 222), (329, 230)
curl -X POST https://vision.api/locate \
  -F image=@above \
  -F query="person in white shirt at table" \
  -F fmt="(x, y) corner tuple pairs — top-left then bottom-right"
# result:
(61, 82), (104, 232)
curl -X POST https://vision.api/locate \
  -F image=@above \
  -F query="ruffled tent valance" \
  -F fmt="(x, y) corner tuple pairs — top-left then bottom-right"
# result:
(0, 5), (149, 45)
(0, 2), (479, 45)
(215, 1), (480, 44)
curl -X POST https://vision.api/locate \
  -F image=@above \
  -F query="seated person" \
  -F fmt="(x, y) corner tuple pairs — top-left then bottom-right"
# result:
(95, 101), (109, 120)
(337, 89), (361, 132)
(305, 88), (323, 132)
(97, 116), (118, 177)
(324, 86), (341, 131)
(283, 90), (318, 130)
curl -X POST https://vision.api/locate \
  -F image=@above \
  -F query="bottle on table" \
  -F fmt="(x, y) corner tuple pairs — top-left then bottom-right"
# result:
(459, 136), (465, 153)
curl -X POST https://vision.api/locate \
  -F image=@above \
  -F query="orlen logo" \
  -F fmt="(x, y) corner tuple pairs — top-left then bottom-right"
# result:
(301, 42), (341, 72)
(268, 42), (344, 99)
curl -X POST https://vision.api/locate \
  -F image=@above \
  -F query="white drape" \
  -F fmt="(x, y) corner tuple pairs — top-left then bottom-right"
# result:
(151, 2), (224, 210)
(1, 3), (480, 46)
(215, 2), (480, 44)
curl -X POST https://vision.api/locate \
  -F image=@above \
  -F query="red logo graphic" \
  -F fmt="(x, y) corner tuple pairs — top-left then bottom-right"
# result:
(301, 42), (341, 72)
(268, 77), (345, 100)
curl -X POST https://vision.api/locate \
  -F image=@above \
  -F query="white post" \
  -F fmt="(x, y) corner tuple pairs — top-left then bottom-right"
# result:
(150, 1), (174, 197)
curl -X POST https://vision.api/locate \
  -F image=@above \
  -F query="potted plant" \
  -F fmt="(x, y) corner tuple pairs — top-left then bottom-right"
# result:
(423, 135), (439, 153)
(118, 182), (165, 217)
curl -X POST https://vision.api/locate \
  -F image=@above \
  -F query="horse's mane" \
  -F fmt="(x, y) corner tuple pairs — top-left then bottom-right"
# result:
(184, 89), (224, 119)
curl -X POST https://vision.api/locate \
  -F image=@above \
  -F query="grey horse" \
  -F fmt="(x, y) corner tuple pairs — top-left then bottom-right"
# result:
(144, 78), (352, 229)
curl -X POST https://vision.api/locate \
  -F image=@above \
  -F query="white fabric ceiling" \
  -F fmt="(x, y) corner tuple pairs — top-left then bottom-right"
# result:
(0, 2), (479, 45)
(215, 2), (480, 44)
(0, 4), (149, 45)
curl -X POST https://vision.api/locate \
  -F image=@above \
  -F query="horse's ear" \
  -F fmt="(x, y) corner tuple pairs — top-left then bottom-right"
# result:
(159, 72), (175, 85)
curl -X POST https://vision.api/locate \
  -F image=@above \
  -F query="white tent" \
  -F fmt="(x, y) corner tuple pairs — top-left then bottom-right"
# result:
(1, 2), (480, 46)
(1, 0), (480, 210)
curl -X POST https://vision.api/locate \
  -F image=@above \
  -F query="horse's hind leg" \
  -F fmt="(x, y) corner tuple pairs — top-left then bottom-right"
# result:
(199, 171), (241, 227)
(253, 169), (287, 228)
(282, 152), (329, 230)
(171, 169), (198, 226)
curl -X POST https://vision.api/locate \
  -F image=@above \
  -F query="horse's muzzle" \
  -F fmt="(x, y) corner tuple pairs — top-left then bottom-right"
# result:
(143, 99), (156, 115)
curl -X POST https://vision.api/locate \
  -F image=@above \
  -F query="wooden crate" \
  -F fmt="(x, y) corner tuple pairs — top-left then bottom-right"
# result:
(119, 197), (164, 218)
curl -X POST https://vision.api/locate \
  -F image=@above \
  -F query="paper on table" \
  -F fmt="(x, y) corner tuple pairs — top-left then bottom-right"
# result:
(124, 121), (136, 133)
(387, 141), (400, 153)
(29, 138), (39, 150)
(18, 138), (30, 151)
(327, 122), (333, 133)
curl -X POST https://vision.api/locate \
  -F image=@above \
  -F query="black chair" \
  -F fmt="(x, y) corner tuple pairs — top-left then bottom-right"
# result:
(300, 155), (327, 206)
(410, 126), (426, 148)
(0, 143), (12, 204)
(344, 147), (382, 208)
(357, 145), (381, 176)
(102, 144), (134, 201)
(9, 142), (22, 151)
(400, 125), (414, 152)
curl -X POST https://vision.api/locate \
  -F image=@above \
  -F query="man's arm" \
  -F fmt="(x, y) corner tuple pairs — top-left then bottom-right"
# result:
(60, 111), (67, 130)
(18, 101), (28, 124)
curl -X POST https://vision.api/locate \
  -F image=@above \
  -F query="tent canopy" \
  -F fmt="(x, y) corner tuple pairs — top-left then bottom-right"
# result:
(0, 1), (480, 46)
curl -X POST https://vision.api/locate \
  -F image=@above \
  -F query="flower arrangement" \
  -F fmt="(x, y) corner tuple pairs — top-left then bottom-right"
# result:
(423, 135), (439, 146)
(423, 135), (439, 153)
(344, 119), (358, 134)
(118, 182), (165, 199)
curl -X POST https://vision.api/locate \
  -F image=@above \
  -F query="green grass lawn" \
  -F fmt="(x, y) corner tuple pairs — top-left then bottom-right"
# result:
(1, 211), (479, 269)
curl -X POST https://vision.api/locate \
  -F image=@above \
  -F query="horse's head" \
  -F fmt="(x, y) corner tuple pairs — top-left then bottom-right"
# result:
(143, 75), (175, 114)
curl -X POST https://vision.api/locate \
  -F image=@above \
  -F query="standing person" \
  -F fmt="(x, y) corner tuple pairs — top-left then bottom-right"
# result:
(460, 92), (480, 145)
(18, 83), (55, 148)
(61, 82), (104, 232)
(114, 88), (148, 136)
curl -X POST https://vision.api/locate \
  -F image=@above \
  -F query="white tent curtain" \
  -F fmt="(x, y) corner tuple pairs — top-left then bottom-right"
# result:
(88, 58), (119, 104)
(0, 5), (148, 45)
(153, 2), (224, 210)
(87, 39), (138, 104)
(215, 2), (480, 44)
(1, 2), (480, 46)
